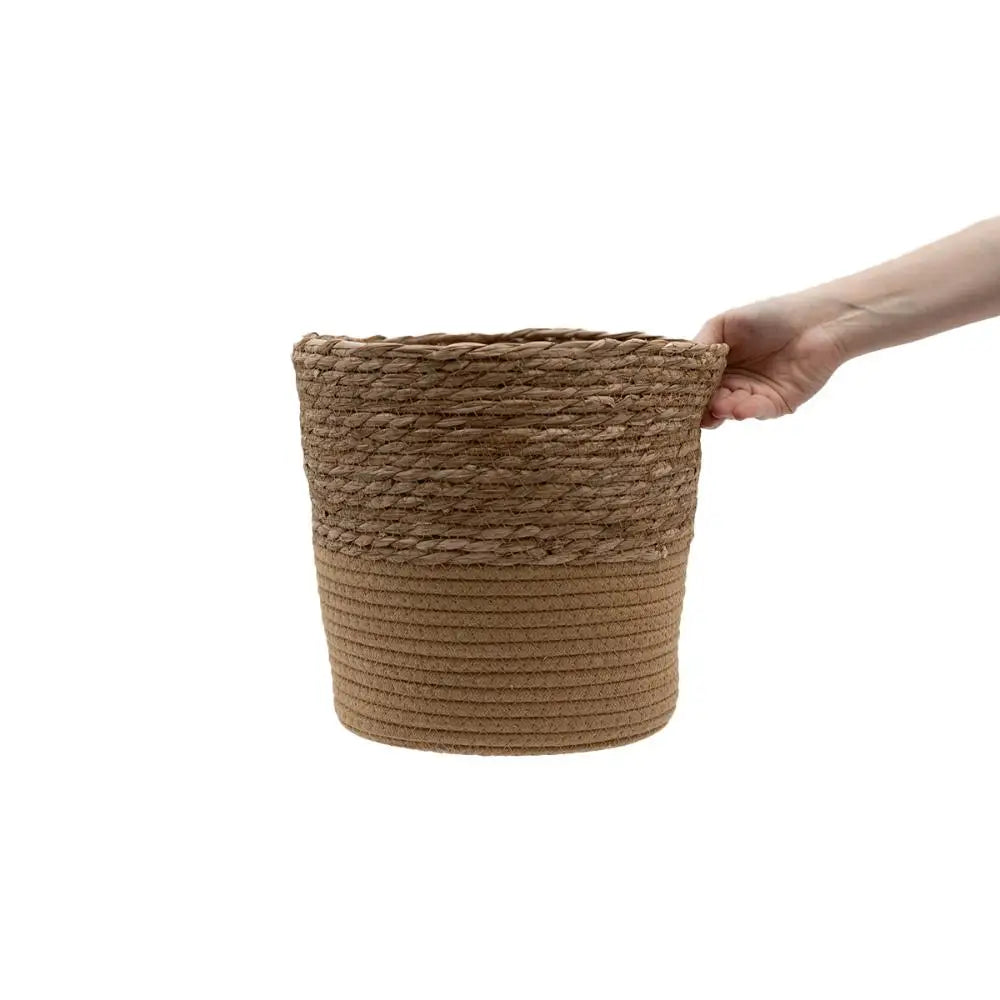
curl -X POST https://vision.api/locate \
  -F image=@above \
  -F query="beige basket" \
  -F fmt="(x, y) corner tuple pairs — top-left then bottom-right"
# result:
(292, 329), (727, 754)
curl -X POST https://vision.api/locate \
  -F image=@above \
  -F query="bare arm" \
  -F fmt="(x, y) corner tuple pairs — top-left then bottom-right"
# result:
(796, 216), (1000, 358)
(696, 217), (1000, 426)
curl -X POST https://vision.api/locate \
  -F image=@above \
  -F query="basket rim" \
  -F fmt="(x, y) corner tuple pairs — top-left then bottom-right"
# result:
(294, 328), (728, 359)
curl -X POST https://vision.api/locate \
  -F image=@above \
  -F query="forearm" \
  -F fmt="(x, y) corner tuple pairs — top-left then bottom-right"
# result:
(798, 217), (1000, 360)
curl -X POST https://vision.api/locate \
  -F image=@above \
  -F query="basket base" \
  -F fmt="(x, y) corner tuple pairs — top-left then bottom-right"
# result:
(335, 710), (673, 756)
(315, 547), (690, 755)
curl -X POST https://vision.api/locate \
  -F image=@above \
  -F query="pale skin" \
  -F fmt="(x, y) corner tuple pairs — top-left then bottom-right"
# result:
(696, 217), (1000, 428)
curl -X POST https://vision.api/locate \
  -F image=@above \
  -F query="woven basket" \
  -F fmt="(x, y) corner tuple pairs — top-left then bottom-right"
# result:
(293, 329), (727, 754)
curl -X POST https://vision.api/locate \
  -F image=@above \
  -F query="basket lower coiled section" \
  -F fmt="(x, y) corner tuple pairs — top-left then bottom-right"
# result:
(317, 547), (689, 753)
(294, 329), (727, 754)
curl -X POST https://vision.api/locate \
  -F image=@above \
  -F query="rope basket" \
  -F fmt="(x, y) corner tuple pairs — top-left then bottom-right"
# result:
(292, 329), (727, 754)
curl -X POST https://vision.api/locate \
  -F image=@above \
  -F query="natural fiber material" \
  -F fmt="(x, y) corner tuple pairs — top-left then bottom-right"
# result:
(293, 329), (727, 754)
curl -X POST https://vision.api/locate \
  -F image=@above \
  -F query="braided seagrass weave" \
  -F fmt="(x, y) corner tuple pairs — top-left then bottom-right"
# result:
(293, 329), (727, 754)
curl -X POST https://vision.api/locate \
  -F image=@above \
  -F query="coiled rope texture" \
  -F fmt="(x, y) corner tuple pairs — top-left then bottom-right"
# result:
(293, 329), (727, 754)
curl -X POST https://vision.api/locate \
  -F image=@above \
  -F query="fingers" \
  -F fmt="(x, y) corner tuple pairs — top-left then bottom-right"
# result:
(699, 387), (733, 430)
(696, 309), (791, 428)
(695, 317), (724, 427)
(708, 386), (744, 420)
(731, 394), (779, 420)
(696, 314), (782, 428)
(702, 385), (782, 427)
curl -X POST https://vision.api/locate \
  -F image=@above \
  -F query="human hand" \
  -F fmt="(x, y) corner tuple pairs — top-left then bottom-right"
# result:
(696, 219), (1000, 428)
(695, 295), (847, 428)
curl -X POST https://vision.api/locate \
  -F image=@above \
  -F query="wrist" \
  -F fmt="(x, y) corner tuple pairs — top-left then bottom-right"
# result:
(787, 281), (918, 363)
(816, 292), (903, 363)
(773, 289), (878, 364)
(800, 218), (1000, 360)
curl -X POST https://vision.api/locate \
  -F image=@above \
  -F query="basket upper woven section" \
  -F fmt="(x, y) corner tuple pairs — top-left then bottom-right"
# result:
(293, 329), (727, 565)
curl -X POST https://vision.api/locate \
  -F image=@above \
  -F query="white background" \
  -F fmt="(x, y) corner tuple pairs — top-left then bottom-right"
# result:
(2, 2), (998, 997)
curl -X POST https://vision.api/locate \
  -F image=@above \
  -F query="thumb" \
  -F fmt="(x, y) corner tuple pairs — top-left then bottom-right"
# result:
(695, 315), (725, 345)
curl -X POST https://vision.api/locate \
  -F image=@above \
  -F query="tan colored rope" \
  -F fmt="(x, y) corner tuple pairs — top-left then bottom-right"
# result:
(318, 550), (684, 753)
(293, 330), (727, 565)
(293, 329), (727, 754)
